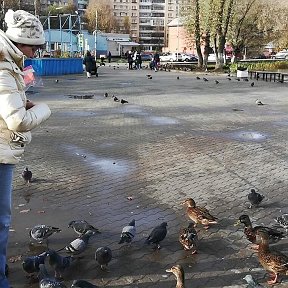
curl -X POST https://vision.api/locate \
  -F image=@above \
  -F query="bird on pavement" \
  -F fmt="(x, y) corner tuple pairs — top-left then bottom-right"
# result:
(227, 77), (232, 80)
(203, 77), (208, 82)
(275, 214), (288, 232)
(71, 280), (98, 288)
(179, 222), (198, 254)
(251, 82), (255, 87)
(177, 76), (180, 80)
(29, 225), (61, 245)
(215, 80), (219, 84)
(255, 99), (264, 105)
(196, 76), (201, 80)
(166, 264), (185, 288)
(145, 222), (167, 250)
(22, 251), (47, 276)
(119, 219), (136, 245)
(120, 99), (129, 104)
(95, 246), (112, 271)
(47, 250), (76, 279)
(38, 264), (67, 288)
(235, 215), (285, 250)
(59, 230), (95, 255)
(104, 92), (108, 97)
(243, 274), (264, 287)
(68, 220), (100, 237)
(247, 189), (264, 208)
(182, 198), (217, 229)
(22, 167), (32, 184)
(256, 230), (288, 285)
(112, 95), (119, 102)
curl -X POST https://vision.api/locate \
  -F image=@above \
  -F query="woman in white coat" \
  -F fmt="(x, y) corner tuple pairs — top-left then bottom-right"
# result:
(0, 10), (51, 287)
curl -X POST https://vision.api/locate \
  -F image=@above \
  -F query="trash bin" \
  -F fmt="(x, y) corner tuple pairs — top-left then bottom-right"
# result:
(237, 67), (248, 78)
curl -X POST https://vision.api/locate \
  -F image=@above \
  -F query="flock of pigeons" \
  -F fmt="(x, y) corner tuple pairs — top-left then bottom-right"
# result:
(19, 165), (288, 287)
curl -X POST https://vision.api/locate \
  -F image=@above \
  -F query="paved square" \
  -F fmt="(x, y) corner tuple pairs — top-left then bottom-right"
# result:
(8, 64), (288, 287)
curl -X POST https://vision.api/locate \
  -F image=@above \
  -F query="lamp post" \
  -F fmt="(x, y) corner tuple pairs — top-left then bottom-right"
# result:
(94, 9), (98, 61)
(176, 0), (179, 61)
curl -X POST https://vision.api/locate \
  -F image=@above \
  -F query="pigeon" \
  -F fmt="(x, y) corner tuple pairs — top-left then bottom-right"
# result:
(275, 214), (288, 232)
(112, 95), (119, 102)
(104, 92), (108, 97)
(95, 246), (112, 270)
(146, 74), (151, 78)
(236, 78), (240, 81)
(227, 77), (232, 80)
(22, 167), (32, 184)
(38, 264), (67, 288)
(247, 189), (264, 208)
(177, 76), (180, 80)
(243, 78), (249, 82)
(243, 274), (264, 287)
(145, 222), (167, 249)
(148, 76), (153, 79)
(71, 280), (98, 288)
(251, 82), (255, 87)
(196, 76), (201, 80)
(179, 222), (198, 254)
(255, 99), (264, 105)
(29, 225), (61, 244)
(203, 77), (208, 82)
(120, 99), (128, 104)
(166, 265), (185, 287)
(118, 219), (136, 244)
(55, 79), (59, 83)
(47, 250), (75, 279)
(68, 220), (100, 237)
(59, 230), (95, 255)
(22, 251), (47, 276)
(215, 80), (219, 84)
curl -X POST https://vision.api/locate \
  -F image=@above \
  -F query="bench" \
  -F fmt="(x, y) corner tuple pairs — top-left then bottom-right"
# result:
(249, 71), (282, 82)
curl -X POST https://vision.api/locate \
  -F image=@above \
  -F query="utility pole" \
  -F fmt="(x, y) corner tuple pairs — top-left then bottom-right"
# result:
(94, 9), (98, 61)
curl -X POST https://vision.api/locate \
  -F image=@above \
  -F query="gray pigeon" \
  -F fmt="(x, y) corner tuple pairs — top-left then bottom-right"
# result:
(255, 99), (263, 105)
(38, 264), (67, 288)
(95, 246), (112, 270)
(30, 225), (61, 244)
(71, 280), (98, 288)
(68, 220), (100, 236)
(118, 219), (136, 244)
(60, 230), (94, 255)
(22, 251), (47, 275)
(275, 214), (288, 232)
(247, 189), (264, 208)
(243, 274), (264, 287)
(47, 250), (76, 279)
(145, 222), (167, 249)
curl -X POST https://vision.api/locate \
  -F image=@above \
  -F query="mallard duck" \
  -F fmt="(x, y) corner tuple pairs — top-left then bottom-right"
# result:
(235, 215), (285, 249)
(179, 222), (198, 254)
(166, 264), (185, 288)
(182, 198), (217, 229)
(257, 229), (288, 284)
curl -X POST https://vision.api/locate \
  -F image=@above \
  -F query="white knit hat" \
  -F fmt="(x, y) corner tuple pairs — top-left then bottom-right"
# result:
(5, 9), (45, 45)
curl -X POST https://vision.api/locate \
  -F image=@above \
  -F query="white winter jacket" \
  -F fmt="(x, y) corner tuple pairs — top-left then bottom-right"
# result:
(0, 30), (51, 164)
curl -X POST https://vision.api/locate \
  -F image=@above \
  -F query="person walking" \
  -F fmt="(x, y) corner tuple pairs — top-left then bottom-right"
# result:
(136, 52), (142, 70)
(127, 51), (133, 70)
(153, 51), (160, 71)
(83, 50), (95, 78)
(107, 51), (112, 63)
(0, 10), (51, 288)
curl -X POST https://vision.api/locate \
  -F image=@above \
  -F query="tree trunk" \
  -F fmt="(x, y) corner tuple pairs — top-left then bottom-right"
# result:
(194, 0), (203, 67)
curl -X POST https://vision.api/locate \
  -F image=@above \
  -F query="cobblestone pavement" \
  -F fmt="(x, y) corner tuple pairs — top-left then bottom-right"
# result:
(7, 64), (288, 287)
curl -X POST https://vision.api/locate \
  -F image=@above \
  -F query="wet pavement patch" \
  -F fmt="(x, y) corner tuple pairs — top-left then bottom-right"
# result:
(223, 130), (267, 142)
(148, 116), (179, 125)
(67, 94), (94, 99)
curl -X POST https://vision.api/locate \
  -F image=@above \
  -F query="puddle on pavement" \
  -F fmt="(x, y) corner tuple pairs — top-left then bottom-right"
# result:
(67, 94), (94, 99)
(215, 130), (268, 142)
(148, 116), (179, 125)
(62, 144), (135, 176)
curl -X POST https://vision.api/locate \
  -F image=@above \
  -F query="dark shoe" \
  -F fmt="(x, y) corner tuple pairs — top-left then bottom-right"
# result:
(5, 264), (8, 277)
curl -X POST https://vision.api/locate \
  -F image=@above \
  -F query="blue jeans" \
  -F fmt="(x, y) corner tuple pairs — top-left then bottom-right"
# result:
(0, 164), (14, 288)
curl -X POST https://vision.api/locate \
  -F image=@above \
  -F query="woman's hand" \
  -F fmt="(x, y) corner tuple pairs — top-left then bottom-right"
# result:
(26, 99), (35, 110)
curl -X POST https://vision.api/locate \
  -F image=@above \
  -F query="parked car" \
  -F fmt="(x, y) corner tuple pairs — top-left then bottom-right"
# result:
(273, 50), (288, 59)
(181, 53), (198, 62)
(141, 53), (153, 61)
(159, 52), (183, 62)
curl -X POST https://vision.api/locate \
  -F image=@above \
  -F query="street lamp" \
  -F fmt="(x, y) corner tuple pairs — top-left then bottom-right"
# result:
(176, 0), (179, 61)
(93, 9), (98, 61)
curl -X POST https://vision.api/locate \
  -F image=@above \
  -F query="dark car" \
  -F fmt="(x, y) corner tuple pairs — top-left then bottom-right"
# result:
(141, 53), (153, 61)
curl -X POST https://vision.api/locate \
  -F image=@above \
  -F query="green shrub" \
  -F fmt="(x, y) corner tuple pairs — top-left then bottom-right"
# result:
(229, 61), (288, 72)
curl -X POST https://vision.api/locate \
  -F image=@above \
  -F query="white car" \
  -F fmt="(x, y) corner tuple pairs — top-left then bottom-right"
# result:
(160, 52), (182, 62)
(208, 54), (216, 62)
(274, 50), (288, 59)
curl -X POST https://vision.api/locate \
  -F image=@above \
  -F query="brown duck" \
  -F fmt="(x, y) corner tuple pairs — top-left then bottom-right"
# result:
(182, 198), (217, 229)
(235, 215), (285, 250)
(179, 222), (198, 254)
(166, 264), (185, 288)
(257, 229), (288, 284)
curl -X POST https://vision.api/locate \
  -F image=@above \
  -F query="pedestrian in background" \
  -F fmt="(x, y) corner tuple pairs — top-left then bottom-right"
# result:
(83, 50), (95, 78)
(136, 52), (142, 70)
(107, 51), (112, 63)
(0, 9), (51, 288)
(127, 51), (133, 70)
